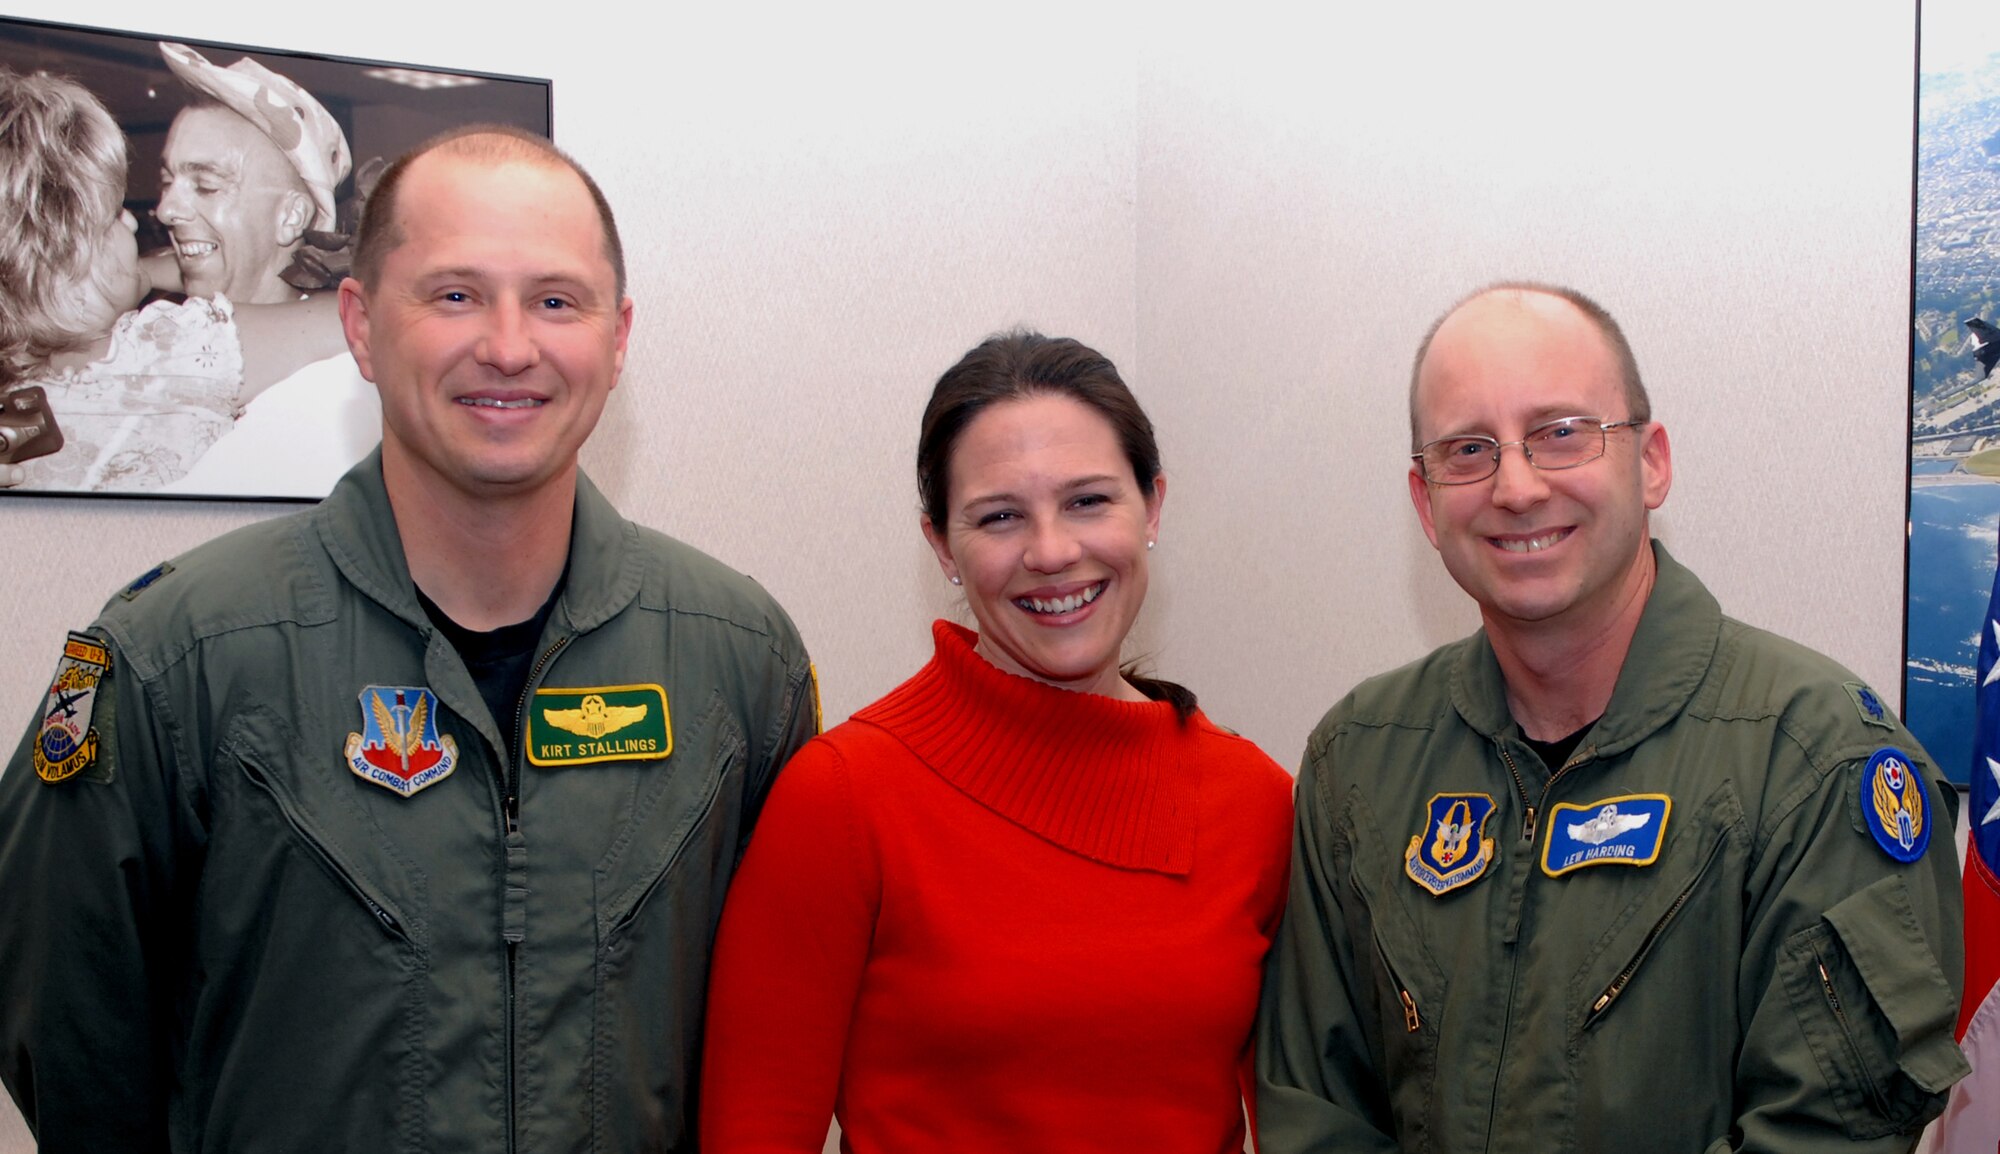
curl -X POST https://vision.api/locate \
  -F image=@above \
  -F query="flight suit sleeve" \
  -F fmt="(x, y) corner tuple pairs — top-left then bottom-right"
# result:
(1727, 750), (1967, 1153)
(0, 632), (188, 1152)
(1254, 732), (1403, 1154)
(739, 635), (819, 865)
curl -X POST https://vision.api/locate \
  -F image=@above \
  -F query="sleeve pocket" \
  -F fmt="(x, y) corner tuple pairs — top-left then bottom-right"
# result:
(1781, 874), (1968, 1139)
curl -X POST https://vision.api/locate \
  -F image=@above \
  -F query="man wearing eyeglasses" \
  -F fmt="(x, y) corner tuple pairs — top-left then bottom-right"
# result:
(1257, 283), (1967, 1152)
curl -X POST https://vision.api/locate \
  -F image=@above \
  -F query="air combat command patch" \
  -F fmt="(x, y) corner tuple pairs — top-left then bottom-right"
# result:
(1405, 792), (1497, 896)
(34, 632), (110, 785)
(344, 686), (459, 798)
(1862, 746), (1929, 863)
(527, 684), (672, 767)
(1542, 794), (1672, 877)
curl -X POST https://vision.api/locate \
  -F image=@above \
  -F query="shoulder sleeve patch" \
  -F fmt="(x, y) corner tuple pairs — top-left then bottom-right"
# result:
(32, 631), (114, 785)
(1859, 747), (1930, 862)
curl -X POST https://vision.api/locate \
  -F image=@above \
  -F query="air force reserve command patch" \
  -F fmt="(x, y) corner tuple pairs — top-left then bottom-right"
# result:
(344, 686), (459, 798)
(1862, 746), (1929, 863)
(1542, 794), (1671, 877)
(33, 632), (110, 785)
(1405, 792), (1497, 896)
(527, 684), (671, 767)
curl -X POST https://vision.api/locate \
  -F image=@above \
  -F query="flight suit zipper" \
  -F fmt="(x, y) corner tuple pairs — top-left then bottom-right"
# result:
(1488, 741), (1593, 1147)
(500, 634), (570, 1152)
(1582, 831), (1728, 1028)
(1371, 933), (1422, 1033)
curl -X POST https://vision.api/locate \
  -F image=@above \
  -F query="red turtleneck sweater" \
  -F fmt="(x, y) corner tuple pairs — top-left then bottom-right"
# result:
(701, 621), (1293, 1153)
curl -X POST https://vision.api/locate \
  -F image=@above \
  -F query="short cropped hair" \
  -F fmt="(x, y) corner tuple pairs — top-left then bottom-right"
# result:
(0, 67), (127, 386)
(1408, 281), (1651, 451)
(350, 124), (626, 300)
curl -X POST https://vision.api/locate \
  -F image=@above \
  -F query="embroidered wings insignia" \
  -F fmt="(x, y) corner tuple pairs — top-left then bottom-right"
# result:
(1566, 804), (1652, 847)
(540, 693), (648, 739)
(1871, 753), (1925, 854)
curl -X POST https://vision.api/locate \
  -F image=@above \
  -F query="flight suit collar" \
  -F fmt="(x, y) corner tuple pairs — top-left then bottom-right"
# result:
(312, 449), (644, 635)
(1449, 540), (1722, 758)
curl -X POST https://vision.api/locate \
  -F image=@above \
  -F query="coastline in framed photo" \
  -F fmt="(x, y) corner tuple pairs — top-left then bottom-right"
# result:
(1905, 0), (2000, 785)
(0, 15), (550, 501)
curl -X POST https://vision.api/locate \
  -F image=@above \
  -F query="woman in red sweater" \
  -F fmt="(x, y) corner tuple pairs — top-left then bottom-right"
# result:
(701, 331), (1294, 1153)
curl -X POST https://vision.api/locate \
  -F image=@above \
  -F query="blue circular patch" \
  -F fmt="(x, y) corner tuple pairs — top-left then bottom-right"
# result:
(1860, 746), (1930, 864)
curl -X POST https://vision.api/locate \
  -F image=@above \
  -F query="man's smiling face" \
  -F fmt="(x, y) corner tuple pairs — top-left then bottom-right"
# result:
(157, 106), (310, 304)
(1407, 289), (1671, 637)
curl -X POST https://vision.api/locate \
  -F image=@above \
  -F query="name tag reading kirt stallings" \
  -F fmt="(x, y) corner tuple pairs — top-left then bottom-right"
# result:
(526, 684), (673, 767)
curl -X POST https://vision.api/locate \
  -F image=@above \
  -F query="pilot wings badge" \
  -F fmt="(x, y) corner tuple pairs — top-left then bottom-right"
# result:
(344, 685), (458, 798)
(1405, 792), (1497, 896)
(1862, 746), (1929, 863)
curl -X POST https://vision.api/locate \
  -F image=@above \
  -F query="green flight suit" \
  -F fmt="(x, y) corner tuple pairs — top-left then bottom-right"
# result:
(0, 453), (818, 1152)
(1258, 543), (1967, 1153)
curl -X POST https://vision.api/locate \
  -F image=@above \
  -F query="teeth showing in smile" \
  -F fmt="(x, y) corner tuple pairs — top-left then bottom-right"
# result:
(459, 397), (541, 409)
(176, 241), (217, 257)
(1017, 581), (1105, 616)
(1496, 529), (1570, 554)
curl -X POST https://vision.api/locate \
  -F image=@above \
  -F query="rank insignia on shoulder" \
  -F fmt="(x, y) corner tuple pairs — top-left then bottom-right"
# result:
(344, 686), (458, 798)
(1405, 792), (1497, 896)
(1542, 794), (1671, 877)
(1861, 746), (1929, 863)
(117, 561), (175, 601)
(527, 684), (671, 767)
(34, 632), (110, 785)
(1844, 682), (1895, 731)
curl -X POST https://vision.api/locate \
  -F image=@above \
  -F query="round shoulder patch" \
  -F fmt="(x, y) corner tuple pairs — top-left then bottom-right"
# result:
(1860, 746), (1930, 863)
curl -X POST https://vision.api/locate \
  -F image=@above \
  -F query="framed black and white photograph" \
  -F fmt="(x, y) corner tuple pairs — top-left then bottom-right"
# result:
(0, 15), (550, 500)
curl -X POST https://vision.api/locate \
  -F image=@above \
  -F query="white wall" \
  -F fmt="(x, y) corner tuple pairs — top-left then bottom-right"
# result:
(0, 2), (1920, 1149)
(1138, 2), (1917, 760)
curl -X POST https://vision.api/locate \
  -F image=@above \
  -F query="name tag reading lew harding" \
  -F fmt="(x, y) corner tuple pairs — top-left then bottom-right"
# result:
(1541, 794), (1672, 877)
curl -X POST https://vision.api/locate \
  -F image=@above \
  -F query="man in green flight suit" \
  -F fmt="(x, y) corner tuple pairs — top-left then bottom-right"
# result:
(0, 127), (818, 1150)
(1257, 282), (1968, 1152)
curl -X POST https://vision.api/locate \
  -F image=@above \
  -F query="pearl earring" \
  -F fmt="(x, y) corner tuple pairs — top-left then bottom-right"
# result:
(1146, 540), (1155, 551)
(950, 575), (962, 586)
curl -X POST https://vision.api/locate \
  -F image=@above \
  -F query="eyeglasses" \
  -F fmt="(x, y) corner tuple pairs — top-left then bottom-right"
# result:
(1412, 417), (1646, 485)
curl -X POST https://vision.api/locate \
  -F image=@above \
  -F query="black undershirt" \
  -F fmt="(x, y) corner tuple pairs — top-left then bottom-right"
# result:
(416, 580), (564, 764)
(1522, 721), (1596, 774)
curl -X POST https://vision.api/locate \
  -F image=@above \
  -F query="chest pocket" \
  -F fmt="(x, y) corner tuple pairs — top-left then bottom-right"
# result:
(1568, 780), (1744, 1034)
(219, 704), (425, 947)
(587, 689), (747, 1144)
(590, 690), (743, 944)
(1337, 786), (1451, 1149)
(199, 705), (429, 1146)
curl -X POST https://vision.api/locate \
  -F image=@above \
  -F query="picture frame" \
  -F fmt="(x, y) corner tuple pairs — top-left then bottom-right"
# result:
(0, 15), (551, 500)
(1904, 0), (2000, 785)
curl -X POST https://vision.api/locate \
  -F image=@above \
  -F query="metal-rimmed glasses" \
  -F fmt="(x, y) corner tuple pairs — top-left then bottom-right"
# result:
(1412, 417), (1647, 485)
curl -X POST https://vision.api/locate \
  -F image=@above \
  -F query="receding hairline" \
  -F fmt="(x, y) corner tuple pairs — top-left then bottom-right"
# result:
(350, 125), (626, 298)
(1407, 280), (1650, 451)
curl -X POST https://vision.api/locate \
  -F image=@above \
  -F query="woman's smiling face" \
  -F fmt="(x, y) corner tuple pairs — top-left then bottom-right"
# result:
(924, 392), (1163, 699)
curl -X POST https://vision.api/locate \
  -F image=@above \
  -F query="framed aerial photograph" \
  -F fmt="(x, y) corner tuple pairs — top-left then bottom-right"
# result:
(1906, 0), (2000, 785)
(0, 16), (550, 500)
